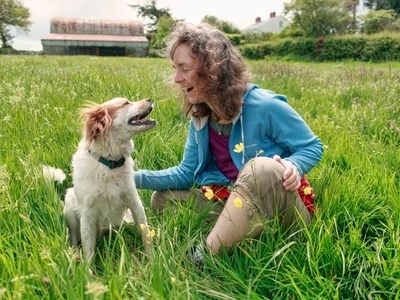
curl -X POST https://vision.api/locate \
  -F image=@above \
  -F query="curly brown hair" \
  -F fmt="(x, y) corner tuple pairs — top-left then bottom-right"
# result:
(164, 21), (252, 121)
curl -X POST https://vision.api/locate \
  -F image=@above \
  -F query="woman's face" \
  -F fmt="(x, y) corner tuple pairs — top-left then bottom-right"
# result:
(172, 44), (203, 104)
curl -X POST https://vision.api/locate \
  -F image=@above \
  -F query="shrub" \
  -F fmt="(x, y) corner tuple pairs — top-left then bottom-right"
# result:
(239, 33), (400, 62)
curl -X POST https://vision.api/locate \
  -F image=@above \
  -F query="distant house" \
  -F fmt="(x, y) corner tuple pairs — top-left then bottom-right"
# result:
(242, 12), (290, 34)
(41, 17), (149, 57)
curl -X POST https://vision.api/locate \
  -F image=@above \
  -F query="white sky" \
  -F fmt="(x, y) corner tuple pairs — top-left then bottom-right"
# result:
(12, 0), (288, 51)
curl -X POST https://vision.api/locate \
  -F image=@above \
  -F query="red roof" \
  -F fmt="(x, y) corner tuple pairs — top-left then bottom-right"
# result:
(41, 33), (147, 43)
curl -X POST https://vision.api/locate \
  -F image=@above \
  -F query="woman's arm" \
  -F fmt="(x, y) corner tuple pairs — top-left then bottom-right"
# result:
(134, 121), (201, 191)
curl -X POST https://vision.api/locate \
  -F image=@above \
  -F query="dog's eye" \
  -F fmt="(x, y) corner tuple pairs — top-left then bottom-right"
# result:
(123, 101), (130, 106)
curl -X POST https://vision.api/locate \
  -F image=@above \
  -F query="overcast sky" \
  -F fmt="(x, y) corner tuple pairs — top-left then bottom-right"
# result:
(12, 0), (287, 51)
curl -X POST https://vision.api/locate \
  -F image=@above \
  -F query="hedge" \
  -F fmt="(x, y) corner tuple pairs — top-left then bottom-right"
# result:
(238, 33), (400, 62)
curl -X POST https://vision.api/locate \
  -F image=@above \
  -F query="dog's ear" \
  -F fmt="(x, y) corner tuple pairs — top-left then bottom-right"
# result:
(81, 104), (113, 143)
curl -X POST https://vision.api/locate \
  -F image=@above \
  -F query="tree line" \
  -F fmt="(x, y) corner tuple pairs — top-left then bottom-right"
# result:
(1, 0), (400, 55)
(131, 0), (400, 52)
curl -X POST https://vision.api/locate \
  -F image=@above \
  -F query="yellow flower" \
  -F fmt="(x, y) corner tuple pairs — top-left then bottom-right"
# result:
(233, 197), (243, 208)
(140, 224), (146, 231)
(303, 186), (313, 195)
(147, 229), (156, 238)
(234, 142), (244, 153)
(204, 188), (214, 200)
(171, 277), (177, 283)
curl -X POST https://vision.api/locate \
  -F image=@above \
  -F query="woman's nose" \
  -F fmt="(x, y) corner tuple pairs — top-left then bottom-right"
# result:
(174, 70), (183, 83)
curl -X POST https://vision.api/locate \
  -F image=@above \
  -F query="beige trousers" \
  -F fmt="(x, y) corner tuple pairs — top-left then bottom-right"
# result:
(151, 157), (311, 233)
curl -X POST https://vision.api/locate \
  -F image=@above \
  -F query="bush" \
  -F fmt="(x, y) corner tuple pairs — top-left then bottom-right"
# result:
(240, 43), (268, 60)
(239, 33), (400, 62)
(227, 34), (242, 46)
(0, 47), (18, 55)
(317, 36), (368, 61)
(361, 34), (400, 61)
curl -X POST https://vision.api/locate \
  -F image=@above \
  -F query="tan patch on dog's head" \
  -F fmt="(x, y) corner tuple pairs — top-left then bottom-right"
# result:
(80, 99), (127, 145)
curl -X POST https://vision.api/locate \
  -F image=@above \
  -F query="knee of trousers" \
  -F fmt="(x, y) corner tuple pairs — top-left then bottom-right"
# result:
(235, 157), (286, 207)
(236, 157), (300, 221)
(150, 191), (166, 211)
(238, 157), (284, 185)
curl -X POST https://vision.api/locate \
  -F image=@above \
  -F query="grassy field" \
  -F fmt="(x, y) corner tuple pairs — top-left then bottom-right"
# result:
(0, 55), (399, 300)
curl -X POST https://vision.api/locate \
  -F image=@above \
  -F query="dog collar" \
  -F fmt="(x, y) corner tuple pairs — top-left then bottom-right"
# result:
(88, 150), (125, 170)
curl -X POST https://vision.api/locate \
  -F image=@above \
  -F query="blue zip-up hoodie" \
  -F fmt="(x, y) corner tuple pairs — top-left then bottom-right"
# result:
(135, 84), (324, 191)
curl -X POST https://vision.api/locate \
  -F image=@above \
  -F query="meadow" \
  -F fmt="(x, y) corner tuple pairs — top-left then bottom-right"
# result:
(0, 55), (399, 300)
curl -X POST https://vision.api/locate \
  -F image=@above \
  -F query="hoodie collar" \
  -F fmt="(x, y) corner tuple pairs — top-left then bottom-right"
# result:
(192, 83), (259, 131)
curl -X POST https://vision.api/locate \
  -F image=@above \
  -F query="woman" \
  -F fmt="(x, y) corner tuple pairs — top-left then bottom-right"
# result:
(135, 21), (324, 267)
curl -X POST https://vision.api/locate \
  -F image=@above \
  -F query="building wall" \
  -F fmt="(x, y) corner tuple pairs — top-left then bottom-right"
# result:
(41, 17), (148, 57)
(42, 45), (66, 55)
(42, 44), (148, 57)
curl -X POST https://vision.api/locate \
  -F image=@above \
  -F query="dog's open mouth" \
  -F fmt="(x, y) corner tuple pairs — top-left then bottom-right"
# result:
(128, 107), (156, 126)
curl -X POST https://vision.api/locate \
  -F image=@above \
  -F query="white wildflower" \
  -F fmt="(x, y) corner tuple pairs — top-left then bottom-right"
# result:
(11, 274), (39, 282)
(0, 288), (7, 299)
(256, 149), (264, 156)
(0, 165), (9, 194)
(85, 281), (109, 299)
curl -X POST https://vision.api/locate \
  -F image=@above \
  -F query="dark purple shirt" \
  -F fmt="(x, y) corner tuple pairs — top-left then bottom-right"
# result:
(209, 126), (239, 182)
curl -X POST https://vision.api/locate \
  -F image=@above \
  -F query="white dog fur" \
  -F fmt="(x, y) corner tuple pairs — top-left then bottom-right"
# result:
(63, 97), (156, 262)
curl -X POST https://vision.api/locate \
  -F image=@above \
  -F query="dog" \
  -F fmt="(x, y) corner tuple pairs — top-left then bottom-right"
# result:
(63, 97), (156, 263)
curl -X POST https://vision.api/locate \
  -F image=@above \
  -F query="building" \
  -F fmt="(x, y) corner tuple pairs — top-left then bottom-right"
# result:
(242, 12), (290, 34)
(41, 17), (149, 57)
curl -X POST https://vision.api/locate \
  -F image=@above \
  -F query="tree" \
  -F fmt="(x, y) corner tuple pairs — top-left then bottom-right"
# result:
(344, 0), (360, 32)
(360, 9), (397, 33)
(278, 23), (305, 38)
(0, 0), (31, 48)
(201, 15), (241, 34)
(284, 0), (353, 38)
(129, 0), (171, 33)
(365, 0), (400, 15)
(150, 15), (175, 49)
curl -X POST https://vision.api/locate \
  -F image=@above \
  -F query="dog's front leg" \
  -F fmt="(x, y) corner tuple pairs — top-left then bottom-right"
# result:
(80, 212), (99, 263)
(126, 191), (153, 257)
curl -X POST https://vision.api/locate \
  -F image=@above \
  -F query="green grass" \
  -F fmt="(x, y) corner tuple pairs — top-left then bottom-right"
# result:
(0, 55), (399, 299)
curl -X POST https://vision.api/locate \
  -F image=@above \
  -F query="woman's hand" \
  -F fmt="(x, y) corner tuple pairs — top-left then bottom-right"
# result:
(273, 155), (301, 191)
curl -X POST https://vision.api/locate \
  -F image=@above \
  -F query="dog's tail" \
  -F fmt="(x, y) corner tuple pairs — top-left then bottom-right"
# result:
(42, 165), (66, 184)
(42, 164), (69, 204)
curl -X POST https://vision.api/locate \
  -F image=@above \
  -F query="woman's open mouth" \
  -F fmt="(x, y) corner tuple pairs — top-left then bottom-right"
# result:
(182, 87), (194, 93)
